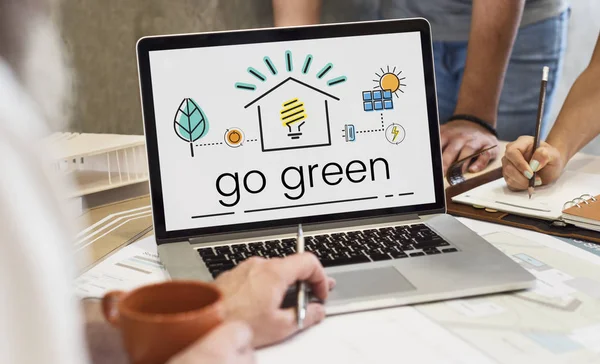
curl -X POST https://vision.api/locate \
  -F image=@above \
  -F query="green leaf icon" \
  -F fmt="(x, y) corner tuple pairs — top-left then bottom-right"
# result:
(174, 98), (209, 157)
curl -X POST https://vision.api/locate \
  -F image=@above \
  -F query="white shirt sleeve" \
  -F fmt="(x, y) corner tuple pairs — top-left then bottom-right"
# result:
(0, 61), (90, 364)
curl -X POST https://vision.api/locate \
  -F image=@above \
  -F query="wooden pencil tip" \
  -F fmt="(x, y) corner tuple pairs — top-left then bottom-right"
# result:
(528, 187), (534, 199)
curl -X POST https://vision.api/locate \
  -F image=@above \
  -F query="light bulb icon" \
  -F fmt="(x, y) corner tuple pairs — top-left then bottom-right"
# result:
(280, 98), (307, 140)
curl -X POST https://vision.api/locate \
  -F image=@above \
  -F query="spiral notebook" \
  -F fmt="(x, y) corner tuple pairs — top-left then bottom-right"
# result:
(451, 171), (600, 225)
(562, 194), (600, 232)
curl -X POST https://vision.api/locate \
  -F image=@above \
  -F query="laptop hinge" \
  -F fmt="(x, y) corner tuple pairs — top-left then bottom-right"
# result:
(188, 213), (422, 245)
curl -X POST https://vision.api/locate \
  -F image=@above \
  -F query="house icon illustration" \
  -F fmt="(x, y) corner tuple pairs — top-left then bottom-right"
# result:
(244, 77), (340, 152)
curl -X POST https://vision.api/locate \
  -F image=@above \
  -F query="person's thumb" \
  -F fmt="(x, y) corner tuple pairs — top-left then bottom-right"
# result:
(529, 146), (555, 173)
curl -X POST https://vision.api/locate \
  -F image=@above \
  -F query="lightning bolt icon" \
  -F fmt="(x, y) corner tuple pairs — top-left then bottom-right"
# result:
(392, 126), (399, 142)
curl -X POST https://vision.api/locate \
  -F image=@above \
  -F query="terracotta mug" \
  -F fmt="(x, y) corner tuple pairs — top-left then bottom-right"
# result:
(102, 280), (225, 364)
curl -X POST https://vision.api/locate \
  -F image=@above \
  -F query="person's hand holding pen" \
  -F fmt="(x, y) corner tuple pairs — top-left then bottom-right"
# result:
(501, 136), (565, 191)
(215, 245), (335, 348)
(502, 66), (567, 193)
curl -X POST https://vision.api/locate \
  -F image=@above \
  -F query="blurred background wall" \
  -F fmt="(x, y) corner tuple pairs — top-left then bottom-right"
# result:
(60, 0), (274, 135)
(59, 0), (380, 135)
(60, 0), (599, 154)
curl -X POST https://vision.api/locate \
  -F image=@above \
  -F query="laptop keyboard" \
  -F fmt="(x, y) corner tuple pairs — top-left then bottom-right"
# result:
(198, 224), (458, 278)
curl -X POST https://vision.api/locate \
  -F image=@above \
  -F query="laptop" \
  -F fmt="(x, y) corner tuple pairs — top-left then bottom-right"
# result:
(136, 18), (535, 315)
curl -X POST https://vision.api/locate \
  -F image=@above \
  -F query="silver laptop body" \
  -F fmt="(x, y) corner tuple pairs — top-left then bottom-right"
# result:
(136, 18), (535, 315)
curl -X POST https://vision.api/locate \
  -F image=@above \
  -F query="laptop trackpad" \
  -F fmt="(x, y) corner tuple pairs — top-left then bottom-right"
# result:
(329, 267), (415, 300)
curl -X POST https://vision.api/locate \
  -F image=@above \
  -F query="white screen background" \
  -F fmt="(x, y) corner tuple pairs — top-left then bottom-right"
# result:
(149, 31), (437, 231)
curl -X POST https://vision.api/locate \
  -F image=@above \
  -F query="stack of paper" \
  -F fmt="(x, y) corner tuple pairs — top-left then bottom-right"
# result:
(75, 236), (169, 298)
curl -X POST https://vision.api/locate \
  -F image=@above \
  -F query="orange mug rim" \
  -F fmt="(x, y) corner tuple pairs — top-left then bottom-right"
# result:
(114, 280), (223, 323)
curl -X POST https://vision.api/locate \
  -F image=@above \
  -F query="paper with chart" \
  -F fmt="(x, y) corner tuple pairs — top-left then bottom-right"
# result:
(556, 236), (600, 257)
(75, 236), (170, 298)
(452, 171), (600, 221)
(413, 231), (600, 363)
(258, 230), (600, 364)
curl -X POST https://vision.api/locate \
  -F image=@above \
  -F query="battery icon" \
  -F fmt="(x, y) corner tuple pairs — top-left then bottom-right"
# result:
(345, 124), (356, 142)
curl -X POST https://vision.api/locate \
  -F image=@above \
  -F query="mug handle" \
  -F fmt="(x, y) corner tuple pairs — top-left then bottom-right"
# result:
(102, 290), (125, 328)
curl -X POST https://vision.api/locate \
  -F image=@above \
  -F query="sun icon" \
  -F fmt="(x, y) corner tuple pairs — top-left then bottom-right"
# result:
(373, 66), (406, 97)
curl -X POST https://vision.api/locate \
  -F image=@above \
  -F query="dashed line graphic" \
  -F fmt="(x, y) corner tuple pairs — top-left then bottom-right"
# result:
(196, 142), (224, 147)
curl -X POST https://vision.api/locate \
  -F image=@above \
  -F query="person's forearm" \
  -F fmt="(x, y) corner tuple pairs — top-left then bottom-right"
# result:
(272, 0), (321, 27)
(454, 0), (525, 125)
(546, 51), (600, 164)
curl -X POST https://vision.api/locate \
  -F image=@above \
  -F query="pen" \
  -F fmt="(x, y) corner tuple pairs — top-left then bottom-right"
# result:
(296, 224), (306, 329)
(529, 66), (549, 199)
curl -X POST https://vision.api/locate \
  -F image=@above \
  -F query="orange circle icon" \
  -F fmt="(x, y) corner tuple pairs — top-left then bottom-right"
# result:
(225, 128), (244, 148)
(380, 73), (400, 93)
(228, 131), (241, 143)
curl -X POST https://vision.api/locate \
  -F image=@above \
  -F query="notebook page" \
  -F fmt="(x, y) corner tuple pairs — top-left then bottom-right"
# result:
(452, 171), (600, 221)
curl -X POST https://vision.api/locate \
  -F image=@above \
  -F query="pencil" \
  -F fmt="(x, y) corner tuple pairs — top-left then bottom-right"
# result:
(529, 66), (549, 199)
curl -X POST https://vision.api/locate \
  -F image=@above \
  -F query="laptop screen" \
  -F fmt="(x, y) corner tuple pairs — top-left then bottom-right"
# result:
(143, 24), (442, 234)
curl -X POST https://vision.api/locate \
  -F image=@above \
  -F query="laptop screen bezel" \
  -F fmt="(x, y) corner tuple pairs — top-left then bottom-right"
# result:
(137, 18), (446, 244)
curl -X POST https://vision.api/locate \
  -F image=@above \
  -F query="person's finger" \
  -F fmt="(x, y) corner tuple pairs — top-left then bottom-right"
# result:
(529, 146), (555, 173)
(502, 158), (530, 190)
(502, 157), (521, 191)
(508, 136), (535, 155)
(505, 139), (535, 179)
(273, 303), (326, 340)
(300, 302), (326, 329)
(327, 277), (336, 291)
(469, 150), (493, 173)
(272, 253), (330, 301)
(442, 139), (466, 174)
(455, 144), (479, 174)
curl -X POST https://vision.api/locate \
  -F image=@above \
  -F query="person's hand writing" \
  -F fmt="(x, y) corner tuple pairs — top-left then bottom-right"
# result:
(501, 136), (565, 191)
(168, 321), (254, 364)
(215, 253), (335, 348)
(440, 120), (499, 175)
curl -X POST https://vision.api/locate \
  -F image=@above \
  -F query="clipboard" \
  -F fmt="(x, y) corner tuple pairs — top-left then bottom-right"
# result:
(446, 168), (600, 244)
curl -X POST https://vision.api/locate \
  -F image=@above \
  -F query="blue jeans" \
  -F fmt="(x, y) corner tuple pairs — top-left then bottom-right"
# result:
(434, 10), (569, 141)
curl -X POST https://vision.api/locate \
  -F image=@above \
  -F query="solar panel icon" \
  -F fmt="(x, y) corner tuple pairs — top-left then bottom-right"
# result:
(382, 90), (393, 110)
(362, 89), (393, 112)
